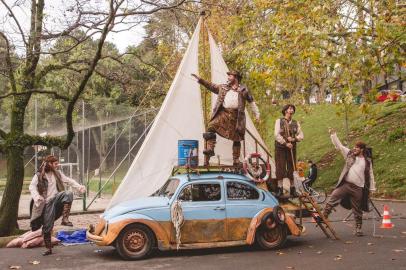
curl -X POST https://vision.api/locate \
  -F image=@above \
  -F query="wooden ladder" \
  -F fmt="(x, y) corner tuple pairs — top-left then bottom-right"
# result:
(299, 193), (339, 240)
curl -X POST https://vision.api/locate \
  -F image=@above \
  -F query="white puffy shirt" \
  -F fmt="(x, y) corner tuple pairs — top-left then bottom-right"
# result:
(223, 90), (239, 109)
(29, 171), (82, 202)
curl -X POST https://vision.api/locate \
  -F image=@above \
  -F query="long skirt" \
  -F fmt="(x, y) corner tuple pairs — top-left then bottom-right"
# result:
(208, 108), (244, 142)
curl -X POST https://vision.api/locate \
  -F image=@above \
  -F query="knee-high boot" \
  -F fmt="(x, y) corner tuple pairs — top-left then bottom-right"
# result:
(232, 142), (241, 167)
(61, 203), (73, 227)
(203, 132), (216, 165)
(42, 232), (53, 256)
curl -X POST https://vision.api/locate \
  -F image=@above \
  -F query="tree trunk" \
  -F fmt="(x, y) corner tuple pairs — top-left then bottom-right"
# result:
(0, 96), (29, 236)
(0, 146), (25, 236)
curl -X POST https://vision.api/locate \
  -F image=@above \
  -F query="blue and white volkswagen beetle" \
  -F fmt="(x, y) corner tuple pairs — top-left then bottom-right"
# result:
(87, 172), (302, 260)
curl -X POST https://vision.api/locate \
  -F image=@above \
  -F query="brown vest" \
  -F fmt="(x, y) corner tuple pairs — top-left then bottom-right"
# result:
(338, 151), (372, 211)
(275, 118), (299, 148)
(37, 170), (65, 199)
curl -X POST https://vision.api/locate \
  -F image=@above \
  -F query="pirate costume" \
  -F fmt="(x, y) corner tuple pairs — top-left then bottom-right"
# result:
(196, 71), (260, 166)
(274, 105), (304, 197)
(323, 133), (376, 236)
(29, 165), (85, 255)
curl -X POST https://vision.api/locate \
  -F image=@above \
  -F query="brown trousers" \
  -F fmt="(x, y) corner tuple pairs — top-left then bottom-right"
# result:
(275, 144), (297, 182)
(324, 181), (363, 224)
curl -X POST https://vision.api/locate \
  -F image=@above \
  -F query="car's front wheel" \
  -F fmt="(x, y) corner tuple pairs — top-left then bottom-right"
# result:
(256, 224), (288, 250)
(115, 223), (156, 260)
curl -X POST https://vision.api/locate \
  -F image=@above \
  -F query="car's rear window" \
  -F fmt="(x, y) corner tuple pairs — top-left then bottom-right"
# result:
(227, 181), (259, 200)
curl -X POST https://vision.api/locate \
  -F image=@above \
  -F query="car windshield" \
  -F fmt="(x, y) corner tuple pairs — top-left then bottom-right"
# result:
(153, 178), (180, 199)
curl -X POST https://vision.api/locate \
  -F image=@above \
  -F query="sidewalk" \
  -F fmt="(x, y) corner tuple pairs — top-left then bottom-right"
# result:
(0, 192), (112, 231)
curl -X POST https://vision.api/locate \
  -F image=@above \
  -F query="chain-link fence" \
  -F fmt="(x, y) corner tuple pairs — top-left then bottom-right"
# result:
(0, 96), (158, 208)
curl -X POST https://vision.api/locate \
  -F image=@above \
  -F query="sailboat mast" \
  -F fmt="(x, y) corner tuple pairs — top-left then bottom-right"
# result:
(201, 10), (208, 129)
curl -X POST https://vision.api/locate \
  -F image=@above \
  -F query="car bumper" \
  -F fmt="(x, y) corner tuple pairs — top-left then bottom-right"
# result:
(86, 219), (112, 246)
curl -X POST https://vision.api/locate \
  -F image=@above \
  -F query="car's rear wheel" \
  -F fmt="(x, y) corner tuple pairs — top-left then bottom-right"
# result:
(256, 224), (288, 250)
(115, 223), (156, 260)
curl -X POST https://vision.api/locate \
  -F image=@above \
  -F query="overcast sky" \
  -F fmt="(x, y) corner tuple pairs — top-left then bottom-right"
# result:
(0, 0), (146, 53)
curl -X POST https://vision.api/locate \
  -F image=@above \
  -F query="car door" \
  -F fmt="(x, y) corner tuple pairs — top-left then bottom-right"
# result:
(225, 180), (261, 241)
(174, 180), (227, 243)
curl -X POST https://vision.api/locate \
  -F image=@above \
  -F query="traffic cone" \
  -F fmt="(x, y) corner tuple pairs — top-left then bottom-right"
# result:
(380, 205), (394, 229)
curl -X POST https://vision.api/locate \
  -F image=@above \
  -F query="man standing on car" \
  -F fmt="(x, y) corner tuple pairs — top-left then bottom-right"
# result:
(322, 128), (376, 236)
(274, 104), (304, 197)
(29, 155), (86, 255)
(191, 71), (260, 166)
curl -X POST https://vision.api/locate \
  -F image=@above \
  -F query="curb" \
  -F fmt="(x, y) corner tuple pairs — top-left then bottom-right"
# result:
(17, 209), (104, 220)
(371, 198), (406, 203)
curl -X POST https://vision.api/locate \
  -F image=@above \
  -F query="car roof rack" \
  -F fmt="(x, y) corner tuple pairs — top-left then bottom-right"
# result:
(171, 165), (244, 179)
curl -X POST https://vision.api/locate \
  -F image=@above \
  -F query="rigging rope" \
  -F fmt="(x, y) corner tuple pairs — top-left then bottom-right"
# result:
(170, 200), (184, 250)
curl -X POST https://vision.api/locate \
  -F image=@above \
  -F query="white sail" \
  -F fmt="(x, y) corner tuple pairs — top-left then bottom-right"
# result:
(107, 19), (204, 209)
(208, 31), (275, 177)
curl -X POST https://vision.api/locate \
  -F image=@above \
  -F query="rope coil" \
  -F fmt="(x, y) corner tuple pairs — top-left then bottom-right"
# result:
(170, 200), (184, 250)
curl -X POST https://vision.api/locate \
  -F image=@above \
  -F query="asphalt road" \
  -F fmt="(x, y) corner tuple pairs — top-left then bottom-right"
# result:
(1, 201), (406, 270)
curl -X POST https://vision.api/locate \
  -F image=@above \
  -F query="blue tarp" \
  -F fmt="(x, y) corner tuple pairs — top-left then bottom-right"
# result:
(56, 229), (89, 245)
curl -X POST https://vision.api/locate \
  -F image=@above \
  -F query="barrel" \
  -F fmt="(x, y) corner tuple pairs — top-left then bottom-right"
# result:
(178, 140), (199, 167)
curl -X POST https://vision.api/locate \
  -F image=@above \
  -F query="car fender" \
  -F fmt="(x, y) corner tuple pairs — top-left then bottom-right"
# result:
(246, 208), (301, 245)
(105, 213), (171, 248)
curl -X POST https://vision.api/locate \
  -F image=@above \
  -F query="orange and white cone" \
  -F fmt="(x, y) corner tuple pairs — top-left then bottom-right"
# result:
(380, 205), (394, 229)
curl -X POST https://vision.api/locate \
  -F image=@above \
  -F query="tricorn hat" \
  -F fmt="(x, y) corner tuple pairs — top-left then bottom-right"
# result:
(227, 70), (242, 81)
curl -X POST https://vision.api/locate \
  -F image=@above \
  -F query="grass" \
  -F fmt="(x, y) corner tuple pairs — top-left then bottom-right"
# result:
(261, 102), (406, 199)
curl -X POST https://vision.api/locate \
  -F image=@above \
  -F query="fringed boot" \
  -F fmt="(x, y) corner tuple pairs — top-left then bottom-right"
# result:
(42, 233), (53, 256)
(203, 132), (216, 166)
(61, 203), (73, 226)
(232, 142), (241, 167)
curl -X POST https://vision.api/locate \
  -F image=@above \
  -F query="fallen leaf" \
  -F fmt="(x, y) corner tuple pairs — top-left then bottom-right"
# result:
(367, 243), (374, 246)
(9, 266), (21, 270)
(344, 241), (353, 244)
(401, 232), (406, 235)
(276, 251), (285, 255)
(286, 267), (295, 269)
(29, 261), (40, 265)
(368, 251), (375, 254)
(308, 245), (314, 248)
(297, 251), (302, 254)
(391, 258), (396, 261)
(317, 251), (323, 254)
(392, 249), (404, 253)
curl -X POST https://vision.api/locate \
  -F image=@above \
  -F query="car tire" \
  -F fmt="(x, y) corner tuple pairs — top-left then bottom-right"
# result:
(115, 223), (156, 260)
(255, 224), (288, 250)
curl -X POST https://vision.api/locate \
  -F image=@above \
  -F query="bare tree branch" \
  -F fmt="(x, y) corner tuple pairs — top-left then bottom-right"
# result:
(40, 31), (101, 56)
(0, 0), (28, 46)
(63, 0), (123, 149)
(37, 59), (91, 79)
(0, 89), (70, 101)
(82, 0), (188, 17)
(0, 32), (17, 93)
(40, 12), (83, 39)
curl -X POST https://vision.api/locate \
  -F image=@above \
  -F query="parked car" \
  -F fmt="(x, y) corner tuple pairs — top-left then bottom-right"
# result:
(87, 172), (302, 260)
